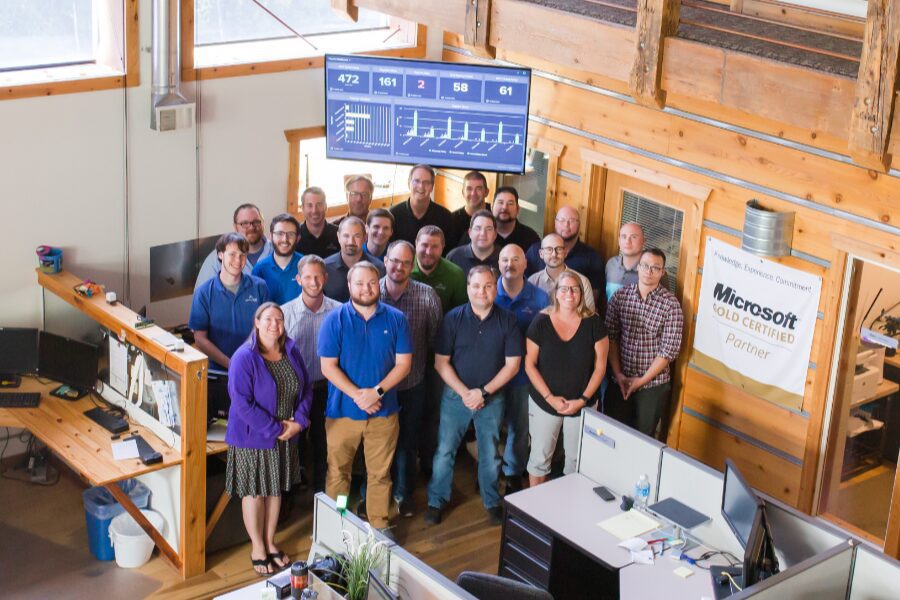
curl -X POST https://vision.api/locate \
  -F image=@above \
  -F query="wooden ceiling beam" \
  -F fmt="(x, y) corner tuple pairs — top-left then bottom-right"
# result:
(630, 0), (682, 108)
(465, 0), (496, 58)
(331, 0), (359, 22)
(848, 0), (900, 171)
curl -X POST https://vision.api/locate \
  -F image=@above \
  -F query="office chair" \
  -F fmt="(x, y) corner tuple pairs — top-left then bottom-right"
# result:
(455, 571), (554, 600)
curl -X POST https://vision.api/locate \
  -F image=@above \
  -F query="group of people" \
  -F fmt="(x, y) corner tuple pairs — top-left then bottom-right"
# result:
(187, 164), (684, 575)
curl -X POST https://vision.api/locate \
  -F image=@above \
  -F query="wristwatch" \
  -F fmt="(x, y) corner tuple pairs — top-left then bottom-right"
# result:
(375, 386), (385, 398)
(580, 394), (591, 403)
(479, 387), (490, 398)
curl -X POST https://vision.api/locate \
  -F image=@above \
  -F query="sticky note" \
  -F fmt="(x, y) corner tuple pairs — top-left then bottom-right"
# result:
(673, 566), (694, 579)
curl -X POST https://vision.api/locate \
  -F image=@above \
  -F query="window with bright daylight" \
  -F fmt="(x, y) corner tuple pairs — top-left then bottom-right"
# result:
(0, 0), (127, 87)
(297, 137), (412, 210)
(193, 0), (418, 69)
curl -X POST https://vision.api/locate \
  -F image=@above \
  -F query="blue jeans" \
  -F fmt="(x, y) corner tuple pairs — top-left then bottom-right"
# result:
(427, 386), (504, 510)
(391, 380), (426, 503)
(502, 385), (529, 477)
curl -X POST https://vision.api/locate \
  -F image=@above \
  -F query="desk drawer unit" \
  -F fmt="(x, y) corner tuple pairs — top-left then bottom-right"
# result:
(500, 507), (553, 589)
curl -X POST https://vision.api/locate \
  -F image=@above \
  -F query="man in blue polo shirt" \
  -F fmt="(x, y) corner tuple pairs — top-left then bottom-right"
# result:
(189, 232), (269, 370)
(251, 213), (303, 304)
(318, 261), (412, 532)
(495, 244), (549, 494)
(426, 265), (523, 527)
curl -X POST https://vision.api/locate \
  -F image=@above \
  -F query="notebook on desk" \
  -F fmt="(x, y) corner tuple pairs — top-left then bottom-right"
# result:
(598, 509), (661, 540)
(648, 497), (710, 530)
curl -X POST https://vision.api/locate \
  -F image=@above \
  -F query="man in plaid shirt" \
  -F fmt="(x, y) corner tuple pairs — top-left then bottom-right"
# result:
(604, 248), (683, 438)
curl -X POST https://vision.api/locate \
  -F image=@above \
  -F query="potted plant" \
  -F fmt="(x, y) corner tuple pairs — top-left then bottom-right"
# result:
(309, 524), (389, 600)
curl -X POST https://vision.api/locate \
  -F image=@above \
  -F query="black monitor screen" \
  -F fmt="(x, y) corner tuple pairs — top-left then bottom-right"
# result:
(39, 331), (99, 390)
(0, 327), (39, 375)
(722, 459), (763, 549)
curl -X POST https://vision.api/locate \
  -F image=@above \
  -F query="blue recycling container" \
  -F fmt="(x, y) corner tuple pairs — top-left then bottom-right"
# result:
(82, 479), (151, 561)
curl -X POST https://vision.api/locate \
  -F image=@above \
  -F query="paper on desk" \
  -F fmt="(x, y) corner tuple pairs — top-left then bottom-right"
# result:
(617, 538), (654, 565)
(618, 537), (648, 552)
(112, 439), (139, 460)
(631, 549), (655, 565)
(598, 509), (661, 540)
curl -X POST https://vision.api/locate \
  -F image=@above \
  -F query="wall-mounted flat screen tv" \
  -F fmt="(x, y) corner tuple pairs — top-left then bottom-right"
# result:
(325, 54), (532, 174)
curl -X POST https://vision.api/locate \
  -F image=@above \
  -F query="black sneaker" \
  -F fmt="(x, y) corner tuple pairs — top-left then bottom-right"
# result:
(356, 500), (367, 520)
(424, 505), (442, 525)
(505, 475), (523, 495)
(377, 526), (397, 542)
(487, 506), (504, 526)
(396, 497), (414, 518)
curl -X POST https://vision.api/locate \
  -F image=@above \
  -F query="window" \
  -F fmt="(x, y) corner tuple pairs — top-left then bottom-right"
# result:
(621, 190), (683, 294)
(499, 148), (552, 236)
(291, 134), (411, 214)
(192, 0), (419, 71)
(0, 0), (137, 99)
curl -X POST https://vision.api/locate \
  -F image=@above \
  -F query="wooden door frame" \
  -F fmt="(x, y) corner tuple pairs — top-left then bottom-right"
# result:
(815, 234), (900, 555)
(578, 147), (711, 446)
(284, 126), (328, 214)
(526, 134), (566, 235)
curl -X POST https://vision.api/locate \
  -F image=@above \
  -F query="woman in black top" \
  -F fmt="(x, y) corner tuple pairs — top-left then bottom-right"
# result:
(524, 271), (608, 487)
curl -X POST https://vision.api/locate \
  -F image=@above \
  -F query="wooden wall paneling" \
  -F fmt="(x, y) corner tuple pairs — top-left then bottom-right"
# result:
(489, 0), (635, 83)
(580, 162), (607, 250)
(465, 0), (495, 58)
(735, 0), (865, 39)
(848, 0), (900, 171)
(554, 172), (584, 212)
(683, 368), (808, 459)
(679, 413), (803, 504)
(356, 0), (467, 33)
(630, 0), (682, 107)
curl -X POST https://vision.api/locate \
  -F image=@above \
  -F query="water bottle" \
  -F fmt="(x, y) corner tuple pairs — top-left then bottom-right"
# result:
(634, 474), (651, 508)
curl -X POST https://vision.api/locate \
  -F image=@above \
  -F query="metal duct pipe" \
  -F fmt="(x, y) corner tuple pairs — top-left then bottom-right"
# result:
(151, 0), (188, 129)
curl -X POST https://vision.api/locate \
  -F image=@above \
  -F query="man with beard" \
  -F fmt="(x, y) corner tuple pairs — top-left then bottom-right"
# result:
(318, 262), (412, 533)
(448, 171), (490, 248)
(525, 206), (605, 312)
(410, 225), (467, 314)
(528, 233), (596, 312)
(282, 254), (341, 493)
(296, 187), (340, 258)
(195, 203), (273, 289)
(251, 213), (303, 304)
(324, 217), (385, 302)
(365, 208), (395, 260)
(337, 175), (374, 225)
(495, 244), (549, 493)
(190, 232), (269, 370)
(389, 164), (454, 251)
(458, 187), (539, 254)
(372, 240), (442, 517)
(426, 266), (523, 526)
(446, 210), (501, 276)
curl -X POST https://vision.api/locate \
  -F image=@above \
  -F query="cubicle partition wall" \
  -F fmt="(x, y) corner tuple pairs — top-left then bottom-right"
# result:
(577, 408), (664, 497)
(761, 494), (848, 569)
(848, 544), (900, 600)
(730, 541), (856, 600)
(655, 448), (743, 557)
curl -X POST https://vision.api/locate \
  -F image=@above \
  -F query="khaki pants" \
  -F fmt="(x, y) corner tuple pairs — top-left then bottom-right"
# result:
(325, 414), (399, 528)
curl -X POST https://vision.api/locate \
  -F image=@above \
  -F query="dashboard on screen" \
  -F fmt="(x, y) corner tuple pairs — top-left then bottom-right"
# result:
(325, 54), (532, 173)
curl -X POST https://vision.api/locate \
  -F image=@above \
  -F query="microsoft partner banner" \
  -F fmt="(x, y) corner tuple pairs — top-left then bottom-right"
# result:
(691, 237), (822, 410)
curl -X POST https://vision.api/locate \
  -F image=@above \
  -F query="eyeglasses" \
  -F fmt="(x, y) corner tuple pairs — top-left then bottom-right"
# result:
(555, 217), (580, 225)
(259, 316), (284, 325)
(387, 257), (413, 268)
(541, 246), (565, 254)
(236, 220), (262, 228)
(557, 285), (582, 294)
(638, 263), (664, 274)
(272, 231), (298, 239)
(348, 191), (371, 199)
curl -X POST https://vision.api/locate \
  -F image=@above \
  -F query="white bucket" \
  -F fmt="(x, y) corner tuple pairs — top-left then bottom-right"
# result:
(109, 509), (166, 568)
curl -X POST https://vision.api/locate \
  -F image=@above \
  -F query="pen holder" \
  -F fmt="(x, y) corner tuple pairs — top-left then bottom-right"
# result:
(36, 245), (63, 274)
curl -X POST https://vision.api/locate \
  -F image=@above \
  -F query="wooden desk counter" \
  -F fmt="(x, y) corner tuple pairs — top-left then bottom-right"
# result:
(4, 378), (181, 485)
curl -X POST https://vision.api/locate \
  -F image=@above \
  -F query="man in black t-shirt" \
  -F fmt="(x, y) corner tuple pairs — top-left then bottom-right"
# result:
(296, 186), (340, 257)
(448, 171), (491, 248)
(425, 266), (523, 527)
(389, 164), (454, 252)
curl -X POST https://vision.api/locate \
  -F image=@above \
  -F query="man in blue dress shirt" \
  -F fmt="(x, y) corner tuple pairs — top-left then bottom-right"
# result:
(251, 213), (303, 304)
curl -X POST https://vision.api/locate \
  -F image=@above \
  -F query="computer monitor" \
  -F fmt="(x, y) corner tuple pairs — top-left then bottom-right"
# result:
(38, 331), (99, 391)
(0, 327), (39, 378)
(367, 569), (398, 600)
(712, 459), (780, 598)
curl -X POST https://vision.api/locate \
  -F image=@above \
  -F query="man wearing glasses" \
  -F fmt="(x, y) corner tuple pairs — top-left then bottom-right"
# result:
(525, 206), (605, 310)
(528, 233), (596, 312)
(389, 164), (454, 252)
(195, 203), (274, 289)
(338, 175), (375, 225)
(604, 248), (683, 438)
(251, 214), (304, 304)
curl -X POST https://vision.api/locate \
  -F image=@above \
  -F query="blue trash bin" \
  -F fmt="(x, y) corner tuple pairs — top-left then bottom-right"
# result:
(82, 479), (151, 561)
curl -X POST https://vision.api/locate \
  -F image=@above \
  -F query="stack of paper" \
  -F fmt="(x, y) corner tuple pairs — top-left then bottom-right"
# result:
(598, 509), (661, 540)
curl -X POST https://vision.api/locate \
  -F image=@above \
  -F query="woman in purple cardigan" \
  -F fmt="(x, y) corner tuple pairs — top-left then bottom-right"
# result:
(226, 302), (312, 576)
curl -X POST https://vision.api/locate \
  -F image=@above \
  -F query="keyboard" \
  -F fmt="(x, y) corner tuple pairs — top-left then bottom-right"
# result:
(84, 407), (129, 434)
(0, 392), (41, 409)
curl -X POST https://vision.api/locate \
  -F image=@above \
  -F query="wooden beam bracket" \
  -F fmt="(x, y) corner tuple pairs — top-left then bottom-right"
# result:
(332, 0), (359, 22)
(629, 0), (681, 108)
(848, 0), (900, 171)
(465, 0), (496, 58)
